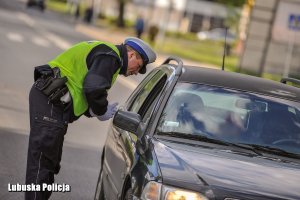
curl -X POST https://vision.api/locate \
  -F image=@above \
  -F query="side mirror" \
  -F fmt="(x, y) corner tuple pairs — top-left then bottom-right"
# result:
(113, 110), (150, 155)
(113, 110), (142, 135)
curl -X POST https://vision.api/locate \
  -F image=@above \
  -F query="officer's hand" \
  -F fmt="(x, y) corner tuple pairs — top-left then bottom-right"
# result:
(97, 102), (119, 121)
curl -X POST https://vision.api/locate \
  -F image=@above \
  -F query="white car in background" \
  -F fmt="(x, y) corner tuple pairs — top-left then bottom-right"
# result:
(197, 28), (237, 43)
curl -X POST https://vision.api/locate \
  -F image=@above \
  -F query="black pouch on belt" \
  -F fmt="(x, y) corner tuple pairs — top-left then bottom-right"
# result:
(34, 66), (68, 103)
(34, 65), (54, 91)
(34, 64), (54, 81)
(48, 86), (68, 104)
(42, 76), (68, 96)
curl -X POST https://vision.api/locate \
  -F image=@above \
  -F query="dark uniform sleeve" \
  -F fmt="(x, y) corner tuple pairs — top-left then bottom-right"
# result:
(83, 55), (120, 116)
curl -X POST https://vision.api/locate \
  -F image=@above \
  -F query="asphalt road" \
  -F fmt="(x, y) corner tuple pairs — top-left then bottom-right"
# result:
(0, 0), (145, 199)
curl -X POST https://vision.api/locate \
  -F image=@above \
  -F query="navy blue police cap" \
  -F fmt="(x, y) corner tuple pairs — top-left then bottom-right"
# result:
(124, 37), (156, 74)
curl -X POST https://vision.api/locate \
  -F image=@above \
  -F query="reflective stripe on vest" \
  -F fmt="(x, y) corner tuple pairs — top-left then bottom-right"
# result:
(48, 41), (121, 116)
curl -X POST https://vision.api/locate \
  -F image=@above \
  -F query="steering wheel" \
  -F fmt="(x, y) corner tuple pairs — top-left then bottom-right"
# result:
(272, 139), (300, 145)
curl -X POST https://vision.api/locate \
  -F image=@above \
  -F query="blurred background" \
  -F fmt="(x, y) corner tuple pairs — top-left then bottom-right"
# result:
(42, 0), (300, 78)
(0, 0), (299, 199)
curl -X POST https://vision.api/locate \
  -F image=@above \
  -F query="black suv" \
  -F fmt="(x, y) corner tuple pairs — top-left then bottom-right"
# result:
(95, 57), (300, 200)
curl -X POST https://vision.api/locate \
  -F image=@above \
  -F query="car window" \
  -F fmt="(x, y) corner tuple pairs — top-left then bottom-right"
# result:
(156, 82), (300, 155)
(141, 75), (167, 122)
(125, 70), (159, 108)
(128, 70), (166, 114)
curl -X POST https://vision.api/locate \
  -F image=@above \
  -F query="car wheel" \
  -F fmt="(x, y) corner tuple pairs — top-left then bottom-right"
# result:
(124, 188), (133, 200)
(94, 170), (105, 200)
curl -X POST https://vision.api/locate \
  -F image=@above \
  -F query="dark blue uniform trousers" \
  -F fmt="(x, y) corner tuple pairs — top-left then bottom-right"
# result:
(25, 85), (68, 200)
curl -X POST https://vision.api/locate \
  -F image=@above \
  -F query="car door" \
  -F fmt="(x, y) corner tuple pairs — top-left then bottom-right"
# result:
(103, 68), (171, 199)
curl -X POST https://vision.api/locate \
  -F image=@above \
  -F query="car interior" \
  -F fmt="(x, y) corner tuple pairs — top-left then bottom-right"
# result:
(159, 89), (300, 151)
(161, 92), (206, 134)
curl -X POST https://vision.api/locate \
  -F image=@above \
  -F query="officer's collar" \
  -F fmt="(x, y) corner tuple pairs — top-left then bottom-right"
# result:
(116, 45), (128, 75)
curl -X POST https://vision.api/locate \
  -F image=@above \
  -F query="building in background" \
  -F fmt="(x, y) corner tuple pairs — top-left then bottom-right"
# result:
(98, 0), (238, 33)
(86, 0), (299, 77)
(239, 0), (300, 77)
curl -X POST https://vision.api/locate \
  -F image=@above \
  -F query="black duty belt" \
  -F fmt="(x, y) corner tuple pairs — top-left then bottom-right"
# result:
(34, 65), (68, 104)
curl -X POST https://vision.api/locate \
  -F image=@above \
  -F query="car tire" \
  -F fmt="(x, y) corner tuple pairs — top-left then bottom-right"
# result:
(124, 187), (133, 200)
(94, 170), (105, 200)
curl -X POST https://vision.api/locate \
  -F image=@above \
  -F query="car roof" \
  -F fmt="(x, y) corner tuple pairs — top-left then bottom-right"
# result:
(175, 65), (300, 102)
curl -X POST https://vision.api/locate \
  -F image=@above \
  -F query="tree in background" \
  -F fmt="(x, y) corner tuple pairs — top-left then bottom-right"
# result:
(115, 0), (246, 28)
(209, 0), (247, 56)
(225, 6), (241, 34)
(214, 0), (246, 7)
(117, 0), (128, 27)
(208, 0), (247, 34)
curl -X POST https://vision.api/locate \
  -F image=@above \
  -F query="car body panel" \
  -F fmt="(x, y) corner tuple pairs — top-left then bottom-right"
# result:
(179, 66), (300, 102)
(130, 141), (163, 197)
(97, 63), (300, 200)
(102, 125), (129, 199)
(154, 138), (300, 199)
(101, 66), (176, 199)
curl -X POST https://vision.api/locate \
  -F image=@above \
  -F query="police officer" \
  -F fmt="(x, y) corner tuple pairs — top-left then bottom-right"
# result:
(25, 37), (156, 200)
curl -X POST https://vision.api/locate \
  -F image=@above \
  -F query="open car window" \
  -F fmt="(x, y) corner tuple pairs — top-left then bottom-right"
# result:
(125, 69), (159, 109)
(156, 82), (300, 155)
(128, 70), (166, 115)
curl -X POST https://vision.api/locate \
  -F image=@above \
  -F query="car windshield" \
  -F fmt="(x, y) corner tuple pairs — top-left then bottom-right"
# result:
(156, 83), (300, 155)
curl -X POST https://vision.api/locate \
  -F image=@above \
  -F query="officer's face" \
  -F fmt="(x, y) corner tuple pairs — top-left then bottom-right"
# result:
(126, 51), (143, 76)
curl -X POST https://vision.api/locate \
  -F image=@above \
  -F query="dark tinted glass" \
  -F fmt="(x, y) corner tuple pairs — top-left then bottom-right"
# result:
(157, 83), (300, 154)
(129, 71), (165, 113)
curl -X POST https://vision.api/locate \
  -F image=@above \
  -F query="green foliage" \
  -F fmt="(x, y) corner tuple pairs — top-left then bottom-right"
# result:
(106, 16), (117, 25)
(96, 15), (134, 29)
(158, 37), (238, 71)
(225, 6), (241, 33)
(46, 0), (68, 13)
(48, 0), (67, 2)
(262, 73), (282, 81)
(46, 0), (89, 17)
(281, 75), (300, 88)
(165, 31), (198, 41)
(215, 0), (246, 7)
(211, 0), (246, 33)
(125, 19), (134, 27)
(46, 0), (243, 72)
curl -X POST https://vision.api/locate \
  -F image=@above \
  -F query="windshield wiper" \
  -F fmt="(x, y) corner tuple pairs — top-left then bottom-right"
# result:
(156, 131), (228, 145)
(156, 131), (262, 155)
(239, 143), (300, 159)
